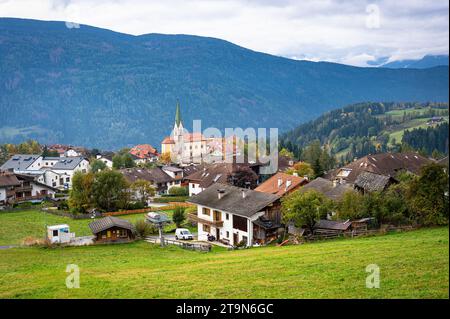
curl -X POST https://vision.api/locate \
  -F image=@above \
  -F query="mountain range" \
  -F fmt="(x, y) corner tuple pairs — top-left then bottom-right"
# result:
(381, 55), (449, 69)
(0, 18), (448, 150)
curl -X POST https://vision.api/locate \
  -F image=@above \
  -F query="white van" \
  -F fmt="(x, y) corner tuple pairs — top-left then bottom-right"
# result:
(175, 228), (194, 240)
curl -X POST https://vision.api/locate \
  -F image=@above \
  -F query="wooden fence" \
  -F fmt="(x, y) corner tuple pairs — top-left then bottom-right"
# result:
(146, 237), (211, 252)
(303, 225), (417, 242)
(102, 202), (195, 217)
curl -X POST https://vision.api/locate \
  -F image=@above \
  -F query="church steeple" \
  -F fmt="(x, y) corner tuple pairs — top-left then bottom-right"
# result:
(175, 100), (182, 127)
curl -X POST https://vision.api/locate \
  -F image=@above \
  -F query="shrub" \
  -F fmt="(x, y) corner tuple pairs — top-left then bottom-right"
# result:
(153, 196), (188, 203)
(172, 207), (186, 227)
(135, 220), (157, 238)
(168, 186), (188, 196)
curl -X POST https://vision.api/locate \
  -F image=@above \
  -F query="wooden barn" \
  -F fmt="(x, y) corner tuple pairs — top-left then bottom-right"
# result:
(89, 216), (136, 243)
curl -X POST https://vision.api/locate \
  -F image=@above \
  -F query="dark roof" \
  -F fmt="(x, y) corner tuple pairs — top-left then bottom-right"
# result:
(0, 154), (41, 171)
(300, 177), (354, 201)
(187, 183), (280, 218)
(354, 171), (396, 192)
(184, 163), (247, 188)
(315, 219), (352, 231)
(51, 157), (86, 170)
(89, 216), (135, 234)
(0, 174), (21, 187)
(120, 167), (173, 184)
(329, 152), (431, 183)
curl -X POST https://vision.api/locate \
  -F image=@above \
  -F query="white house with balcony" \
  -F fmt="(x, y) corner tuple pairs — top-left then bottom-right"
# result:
(187, 183), (281, 247)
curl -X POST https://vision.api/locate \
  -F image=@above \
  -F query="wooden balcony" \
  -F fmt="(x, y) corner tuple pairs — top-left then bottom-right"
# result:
(14, 185), (33, 192)
(187, 213), (224, 228)
(14, 195), (47, 203)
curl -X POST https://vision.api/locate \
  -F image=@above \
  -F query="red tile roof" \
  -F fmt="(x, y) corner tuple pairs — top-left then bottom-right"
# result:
(255, 172), (308, 196)
(129, 144), (158, 158)
(161, 137), (175, 144)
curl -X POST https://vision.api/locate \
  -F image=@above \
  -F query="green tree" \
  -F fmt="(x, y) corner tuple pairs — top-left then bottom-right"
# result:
(92, 170), (130, 211)
(281, 189), (332, 233)
(112, 153), (136, 169)
(68, 171), (95, 214)
(90, 159), (107, 173)
(286, 162), (314, 178)
(172, 207), (186, 228)
(279, 148), (295, 159)
(336, 191), (366, 220)
(131, 179), (155, 204)
(407, 163), (449, 226)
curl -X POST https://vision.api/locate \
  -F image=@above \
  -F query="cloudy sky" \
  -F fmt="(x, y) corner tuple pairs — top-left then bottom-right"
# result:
(0, 0), (448, 66)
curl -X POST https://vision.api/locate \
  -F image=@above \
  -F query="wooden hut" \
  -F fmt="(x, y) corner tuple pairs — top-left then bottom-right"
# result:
(89, 216), (136, 243)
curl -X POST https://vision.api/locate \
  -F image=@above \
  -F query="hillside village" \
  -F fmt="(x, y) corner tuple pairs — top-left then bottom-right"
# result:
(0, 102), (448, 249)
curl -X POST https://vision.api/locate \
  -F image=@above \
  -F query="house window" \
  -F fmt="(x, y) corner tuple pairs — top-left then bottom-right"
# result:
(66, 177), (70, 182)
(226, 213), (229, 220)
(226, 231), (230, 238)
(202, 224), (210, 233)
(202, 207), (211, 216)
(233, 215), (248, 232)
(52, 230), (58, 237)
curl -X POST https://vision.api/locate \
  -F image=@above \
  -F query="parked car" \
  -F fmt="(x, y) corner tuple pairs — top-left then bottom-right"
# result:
(175, 228), (194, 240)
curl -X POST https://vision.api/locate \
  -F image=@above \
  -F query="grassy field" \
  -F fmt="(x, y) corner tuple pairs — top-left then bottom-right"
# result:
(0, 210), (448, 298)
(0, 209), (193, 246)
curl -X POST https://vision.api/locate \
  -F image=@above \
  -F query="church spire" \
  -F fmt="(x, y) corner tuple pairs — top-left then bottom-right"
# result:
(175, 100), (182, 127)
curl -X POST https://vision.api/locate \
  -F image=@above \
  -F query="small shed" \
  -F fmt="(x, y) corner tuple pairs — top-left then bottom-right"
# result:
(47, 224), (75, 243)
(314, 219), (352, 235)
(89, 216), (136, 243)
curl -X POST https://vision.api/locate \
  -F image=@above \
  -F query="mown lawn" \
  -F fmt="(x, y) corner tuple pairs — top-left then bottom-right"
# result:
(0, 223), (448, 298)
(0, 209), (194, 246)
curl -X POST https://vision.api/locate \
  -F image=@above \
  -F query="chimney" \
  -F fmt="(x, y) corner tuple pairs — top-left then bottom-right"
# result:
(277, 178), (283, 188)
(241, 189), (247, 199)
(285, 180), (292, 190)
(217, 189), (225, 199)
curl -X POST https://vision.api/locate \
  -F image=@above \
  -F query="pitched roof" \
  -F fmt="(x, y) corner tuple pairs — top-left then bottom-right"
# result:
(0, 174), (20, 187)
(188, 183), (280, 218)
(120, 167), (173, 184)
(255, 172), (307, 196)
(51, 157), (86, 170)
(354, 171), (396, 193)
(0, 154), (41, 171)
(89, 216), (135, 234)
(184, 162), (246, 188)
(161, 136), (175, 144)
(330, 152), (431, 183)
(129, 144), (158, 158)
(300, 177), (354, 201)
(314, 219), (352, 231)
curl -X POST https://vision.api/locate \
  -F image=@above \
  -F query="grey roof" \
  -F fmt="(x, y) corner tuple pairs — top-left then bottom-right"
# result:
(187, 183), (280, 218)
(120, 167), (173, 184)
(89, 216), (135, 234)
(51, 157), (85, 170)
(354, 171), (396, 192)
(315, 219), (352, 231)
(0, 154), (41, 171)
(162, 166), (183, 172)
(301, 177), (354, 201)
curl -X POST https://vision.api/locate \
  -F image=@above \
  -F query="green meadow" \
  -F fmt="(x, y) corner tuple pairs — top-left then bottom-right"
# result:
(0, 210), (448, 298)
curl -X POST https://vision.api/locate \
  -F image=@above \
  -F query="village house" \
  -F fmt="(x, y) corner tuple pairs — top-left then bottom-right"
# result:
(89, 216), (136, 243)
(326, 152), (431, 185)
(120, 167), (181, 196)
(0, 172), (57, 206)
(353, 171), (398, 194)
(255, 172), (308, 197)
(129, 144), (159, 163)
(0, 154), (90, 190)
(187, 183), (281, 247)
(300, 177), (354, 201)
(184, 162), (258, 196)
(95, 153), (114, 168)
